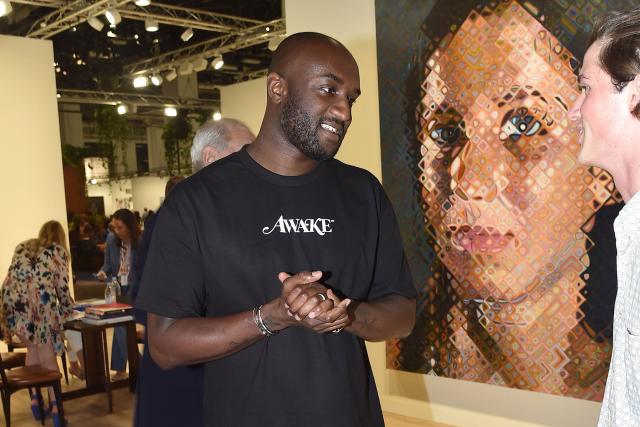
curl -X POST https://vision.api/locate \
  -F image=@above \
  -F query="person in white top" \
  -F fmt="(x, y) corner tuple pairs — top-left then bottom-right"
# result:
(569, 6), (640, 426)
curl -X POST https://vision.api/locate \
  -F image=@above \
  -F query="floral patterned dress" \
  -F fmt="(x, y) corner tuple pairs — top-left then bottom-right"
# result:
(1, 241), (75, 354)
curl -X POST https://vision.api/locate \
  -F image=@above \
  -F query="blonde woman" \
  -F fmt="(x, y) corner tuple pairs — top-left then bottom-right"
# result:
(1, 220), (74, 426)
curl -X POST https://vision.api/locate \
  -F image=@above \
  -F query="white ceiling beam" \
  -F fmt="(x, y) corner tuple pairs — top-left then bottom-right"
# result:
(57, 88), (219, 109)
(119, 2), (263, 33)
(10, 0), (61, 7)
(26, 0), (133, 39)
(21, 0), (268, 38)
(124, 18), (285, 77)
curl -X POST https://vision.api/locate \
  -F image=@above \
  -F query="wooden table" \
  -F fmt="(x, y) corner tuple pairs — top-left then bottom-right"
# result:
(62, 318), (139, 412)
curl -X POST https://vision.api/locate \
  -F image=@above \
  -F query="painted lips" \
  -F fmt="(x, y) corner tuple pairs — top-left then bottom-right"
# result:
(452, 225), (514, 253)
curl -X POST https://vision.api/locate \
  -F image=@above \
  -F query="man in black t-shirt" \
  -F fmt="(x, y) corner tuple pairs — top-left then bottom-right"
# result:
(137, 32), (417, 427)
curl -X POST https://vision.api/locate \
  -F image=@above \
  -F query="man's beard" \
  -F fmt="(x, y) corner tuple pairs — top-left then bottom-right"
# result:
(280, 94), (341, 161)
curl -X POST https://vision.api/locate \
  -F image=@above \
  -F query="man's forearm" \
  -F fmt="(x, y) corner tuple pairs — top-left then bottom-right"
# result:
(148, 310), (264, 369)
(345, 294), (416, 341)
(147, 296), (301, 369)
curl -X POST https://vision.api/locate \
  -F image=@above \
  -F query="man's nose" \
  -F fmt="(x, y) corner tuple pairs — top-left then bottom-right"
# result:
(329, 96), (352, 124)
(568, 93), (584, 121)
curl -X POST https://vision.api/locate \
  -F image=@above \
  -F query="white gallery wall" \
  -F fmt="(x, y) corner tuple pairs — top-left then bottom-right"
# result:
(86, 177), (167, 217)
(131, 176), (168, 213)
(0, 35), (68, 279)
(220, 77), (266, 136)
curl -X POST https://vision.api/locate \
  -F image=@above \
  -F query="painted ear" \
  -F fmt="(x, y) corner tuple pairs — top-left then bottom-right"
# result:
(267, 72), (286, 104)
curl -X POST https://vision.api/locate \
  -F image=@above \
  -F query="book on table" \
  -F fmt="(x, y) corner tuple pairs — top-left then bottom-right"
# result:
(81, 315), (134, 325)
(82, 302), (133, 323)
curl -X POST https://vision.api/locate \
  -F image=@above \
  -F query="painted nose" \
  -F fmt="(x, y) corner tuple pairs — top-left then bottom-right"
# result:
(449, 142), (499, 202)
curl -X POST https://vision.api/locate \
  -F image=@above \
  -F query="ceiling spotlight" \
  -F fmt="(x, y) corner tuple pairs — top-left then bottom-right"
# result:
(212, 112), (222, 121)
(104, 9), (121, 26)
(87, 16), (104, 31)
(164, 107), (177, 117)
(165, 69), (177, 82)
(193, 57), (208, 72)
(0, 1), (13, 18)
(180, 27), (194, 42)
(56, 93), (61, 98)
(268, 36), (284, 52)
(211, 55), (224, 70)
(178, 62), (193, 76)
(89, 178), (98, 185)
(150, 74), (163, 86)
(134, 0), (151, 5)
(117, 104), (127, 115)
(145, 18), (159, 32)
(133, 75), (148, 88)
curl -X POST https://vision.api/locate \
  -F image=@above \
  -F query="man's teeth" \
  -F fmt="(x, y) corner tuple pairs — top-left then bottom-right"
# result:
(321, 123), (338, 134)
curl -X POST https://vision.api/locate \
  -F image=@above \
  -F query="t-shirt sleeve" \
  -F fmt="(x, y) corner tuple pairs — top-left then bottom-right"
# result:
(135, 194), (205, 319)
(367, 181), (417, 301)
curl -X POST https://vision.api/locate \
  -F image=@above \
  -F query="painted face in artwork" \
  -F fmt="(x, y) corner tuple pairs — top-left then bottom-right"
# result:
(417, 1), (615, 302)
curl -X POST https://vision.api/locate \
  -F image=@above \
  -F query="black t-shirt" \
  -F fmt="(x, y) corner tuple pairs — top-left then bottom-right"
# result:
(136, 146), (416, 427)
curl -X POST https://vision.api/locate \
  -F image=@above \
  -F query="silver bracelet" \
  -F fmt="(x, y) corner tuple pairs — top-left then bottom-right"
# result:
(253, 305), (277, 337)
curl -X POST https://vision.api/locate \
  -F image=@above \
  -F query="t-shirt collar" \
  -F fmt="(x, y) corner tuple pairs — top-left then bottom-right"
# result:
(238, 145), (328, 187)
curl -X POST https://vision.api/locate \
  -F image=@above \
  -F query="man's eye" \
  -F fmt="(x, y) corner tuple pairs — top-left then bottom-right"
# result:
(320, 87), (336, 94)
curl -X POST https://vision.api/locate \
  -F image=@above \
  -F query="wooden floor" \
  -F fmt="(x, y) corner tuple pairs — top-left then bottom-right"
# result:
(0, 330), (449, 426)
(0, 385), (449, 426)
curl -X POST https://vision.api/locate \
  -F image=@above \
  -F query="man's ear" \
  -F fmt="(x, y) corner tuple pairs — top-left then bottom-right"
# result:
(202, 146), (218, 167)
(630, 74), (640, 117)
(267, 72), (286, 104)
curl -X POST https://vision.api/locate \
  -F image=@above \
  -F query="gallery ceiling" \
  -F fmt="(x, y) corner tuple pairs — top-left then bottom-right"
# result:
(0, 1), (283, 112)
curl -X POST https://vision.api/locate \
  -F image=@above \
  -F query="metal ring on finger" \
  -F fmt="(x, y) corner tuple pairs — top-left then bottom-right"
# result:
(316, 293), (328, 302)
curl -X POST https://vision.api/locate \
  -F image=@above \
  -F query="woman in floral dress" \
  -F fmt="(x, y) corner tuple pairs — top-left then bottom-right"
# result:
(1, 220), (74, 426)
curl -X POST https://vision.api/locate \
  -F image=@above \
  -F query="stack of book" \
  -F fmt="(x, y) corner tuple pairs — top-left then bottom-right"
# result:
(82, 302), (134, 325)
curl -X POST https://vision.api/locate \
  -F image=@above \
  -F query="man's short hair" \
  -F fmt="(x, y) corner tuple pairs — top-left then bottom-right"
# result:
(190, 118), (253, 171)
(590, 6), (640, 117)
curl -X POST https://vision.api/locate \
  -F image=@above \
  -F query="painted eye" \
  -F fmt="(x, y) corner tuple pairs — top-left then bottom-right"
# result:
(504, 114), (542, 140)
(430, 125), (462, 147)
(525, 120), (541, 136)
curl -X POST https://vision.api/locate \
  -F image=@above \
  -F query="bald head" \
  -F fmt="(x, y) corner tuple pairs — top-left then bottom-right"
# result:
(269, 32), (357, 79)
(256, 32), (360, 163)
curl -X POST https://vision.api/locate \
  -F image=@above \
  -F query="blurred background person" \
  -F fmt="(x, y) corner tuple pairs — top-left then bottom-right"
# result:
(0, 220), (74, 425)
(190, 118), (255, 171)
(107, 208), (141, 381)
(96, 215), (120, 281)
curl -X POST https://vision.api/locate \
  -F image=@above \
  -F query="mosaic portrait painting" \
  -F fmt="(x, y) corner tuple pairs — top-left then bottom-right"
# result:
(377, 0), (634, 400)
